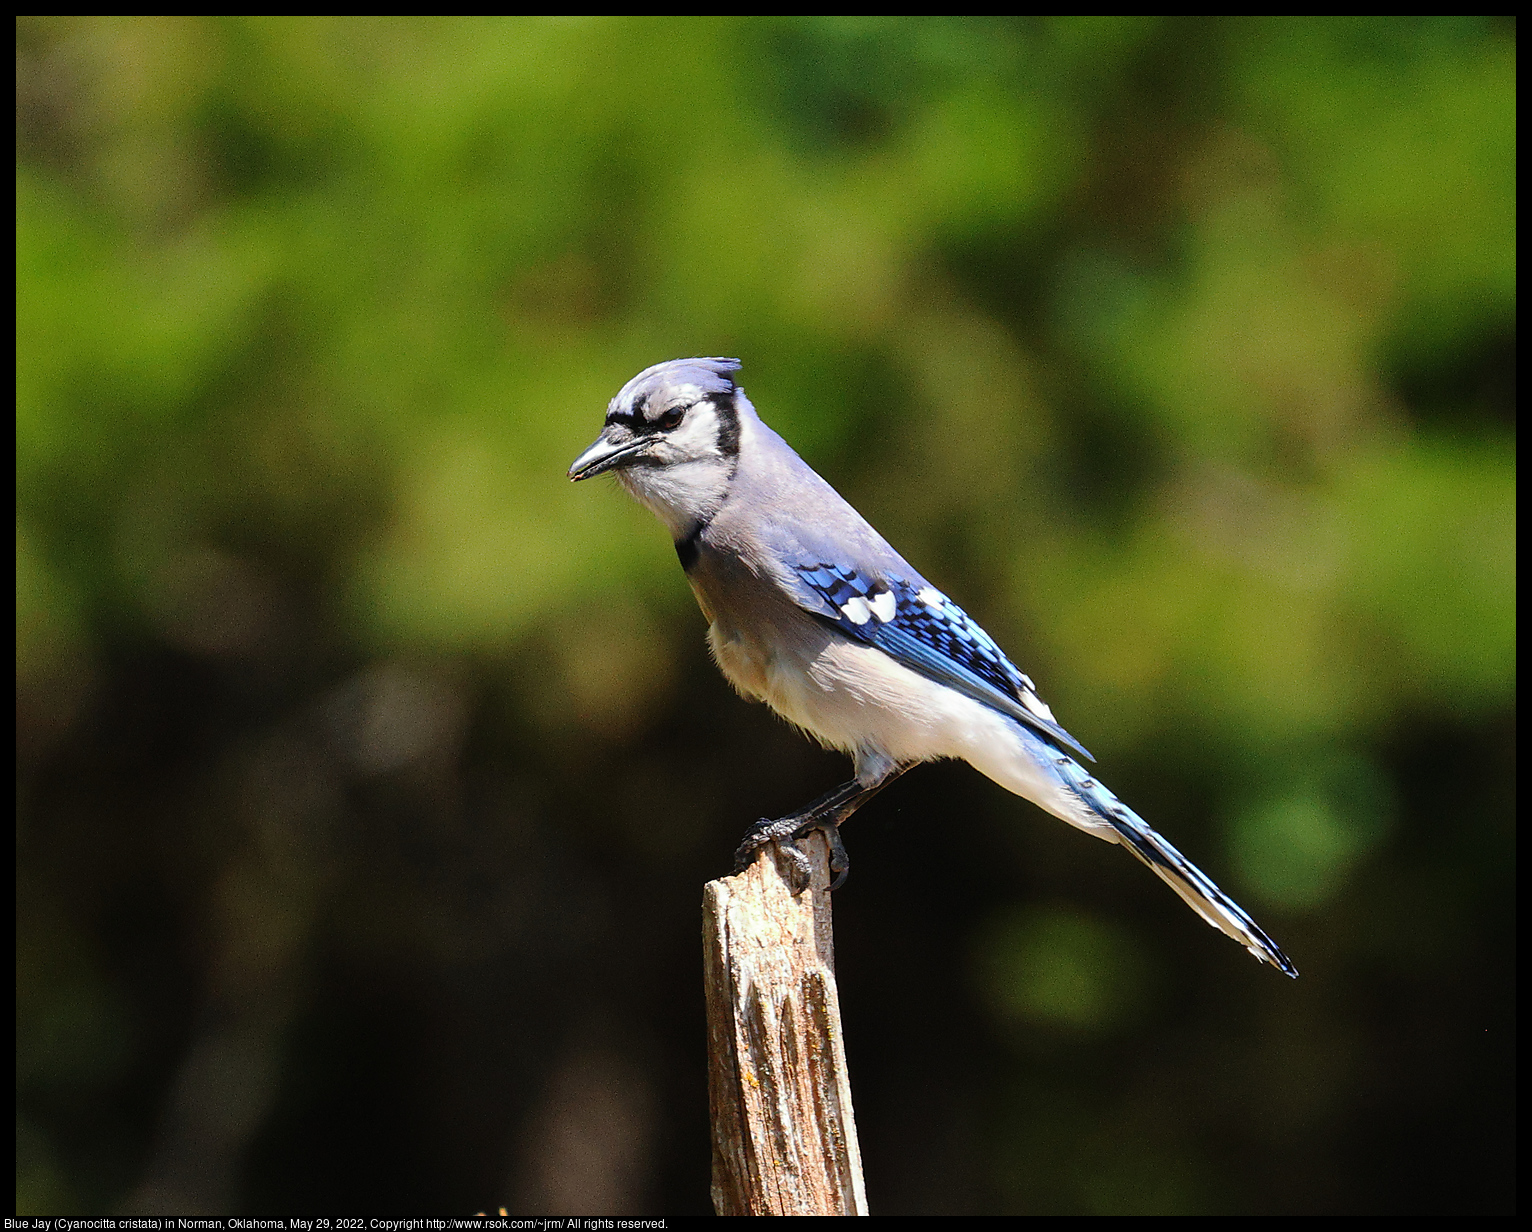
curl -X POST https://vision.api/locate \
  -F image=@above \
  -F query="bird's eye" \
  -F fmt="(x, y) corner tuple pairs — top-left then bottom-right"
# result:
(657, 406), (685, 430)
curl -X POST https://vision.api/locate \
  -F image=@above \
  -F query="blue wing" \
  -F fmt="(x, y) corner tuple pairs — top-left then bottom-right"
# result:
(790, 561), (1094, 763)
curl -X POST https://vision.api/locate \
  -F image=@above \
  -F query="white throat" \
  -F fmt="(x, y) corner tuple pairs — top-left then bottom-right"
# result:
(616, 400), (733, 537)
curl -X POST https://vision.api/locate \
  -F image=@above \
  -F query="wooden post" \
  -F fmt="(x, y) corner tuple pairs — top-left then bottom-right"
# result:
(702, 831), (869, 1216)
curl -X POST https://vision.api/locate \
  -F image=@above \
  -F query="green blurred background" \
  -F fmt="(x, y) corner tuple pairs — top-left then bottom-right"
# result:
(16, 16), (1514, 1215)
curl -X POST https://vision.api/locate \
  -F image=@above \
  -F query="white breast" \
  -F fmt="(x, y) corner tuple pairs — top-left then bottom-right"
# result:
(706, 617), (1105, 836)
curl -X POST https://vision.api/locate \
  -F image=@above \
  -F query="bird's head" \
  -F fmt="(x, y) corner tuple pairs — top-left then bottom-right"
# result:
(568, 357), (744, 537)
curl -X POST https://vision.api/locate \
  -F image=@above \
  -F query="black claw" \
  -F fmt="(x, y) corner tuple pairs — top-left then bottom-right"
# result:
(730, 815), (843, 895)
(780, 841), (812, 895)
(731, 820), (766, 874)
(733, 819), (807, 892)
(730, 766), (908, 895)
(793, 817), (850, 890)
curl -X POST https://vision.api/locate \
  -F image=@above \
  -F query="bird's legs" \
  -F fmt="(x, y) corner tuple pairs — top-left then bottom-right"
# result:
(733, 764), (910, 893)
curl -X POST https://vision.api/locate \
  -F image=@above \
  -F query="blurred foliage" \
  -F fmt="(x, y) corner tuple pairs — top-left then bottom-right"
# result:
(16, 15), (1514, 1216)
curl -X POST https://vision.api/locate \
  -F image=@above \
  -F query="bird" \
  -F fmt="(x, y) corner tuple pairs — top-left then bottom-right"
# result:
(568, 357), (1296, 977)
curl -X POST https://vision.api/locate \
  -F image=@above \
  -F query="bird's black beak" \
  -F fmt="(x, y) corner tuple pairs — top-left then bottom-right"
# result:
(568, 427), (650, 481)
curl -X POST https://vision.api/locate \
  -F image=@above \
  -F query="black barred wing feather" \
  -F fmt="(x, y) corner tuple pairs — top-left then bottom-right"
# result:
(791, 562), (1094, 762)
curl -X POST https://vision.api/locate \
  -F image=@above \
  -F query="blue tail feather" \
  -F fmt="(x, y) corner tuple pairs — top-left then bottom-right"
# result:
(1046, 749), (1298, 978)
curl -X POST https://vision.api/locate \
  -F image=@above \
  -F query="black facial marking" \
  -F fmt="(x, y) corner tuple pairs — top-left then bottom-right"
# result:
(674, 522), (703, 571)
(712, 390), (740, 458)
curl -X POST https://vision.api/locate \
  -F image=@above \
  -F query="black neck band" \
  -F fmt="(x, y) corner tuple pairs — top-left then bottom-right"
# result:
(675, 519), (706, 571)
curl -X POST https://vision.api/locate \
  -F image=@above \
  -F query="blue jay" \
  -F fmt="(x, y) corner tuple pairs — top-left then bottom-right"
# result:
(569, 358), (1296, 977)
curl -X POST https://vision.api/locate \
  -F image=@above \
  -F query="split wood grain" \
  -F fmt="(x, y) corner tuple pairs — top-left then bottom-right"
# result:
(703, 832), (868, 1216)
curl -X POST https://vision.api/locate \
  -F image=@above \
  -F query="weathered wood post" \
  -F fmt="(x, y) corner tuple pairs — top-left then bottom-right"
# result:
(702, 831), (869, 1216)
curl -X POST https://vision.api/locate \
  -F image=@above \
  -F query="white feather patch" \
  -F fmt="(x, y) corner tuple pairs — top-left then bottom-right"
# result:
(1022, 691), (1057, 722)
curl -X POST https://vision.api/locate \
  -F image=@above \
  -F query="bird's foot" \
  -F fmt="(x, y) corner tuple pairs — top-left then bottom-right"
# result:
(733, 814), (849, 894)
